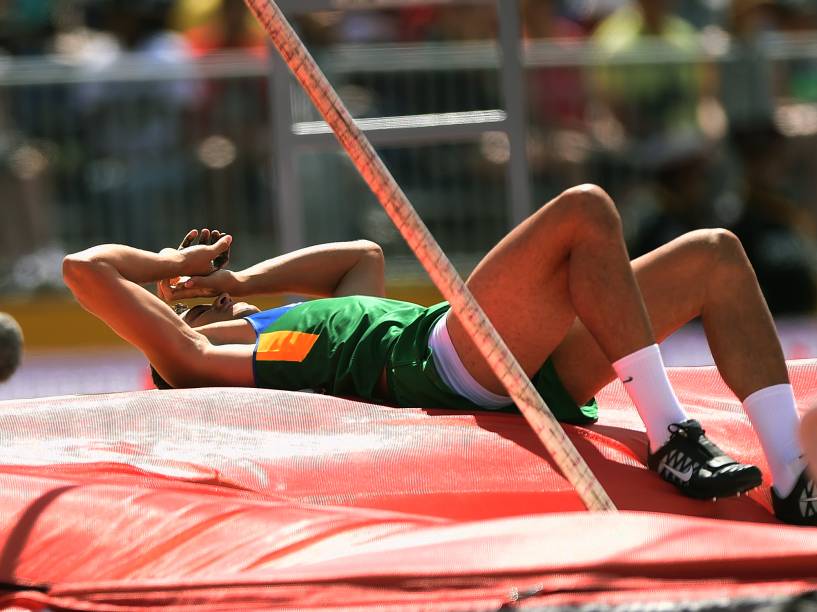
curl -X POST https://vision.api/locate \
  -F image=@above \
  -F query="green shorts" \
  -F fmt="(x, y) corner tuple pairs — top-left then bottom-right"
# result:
(385, 302), (599, 424)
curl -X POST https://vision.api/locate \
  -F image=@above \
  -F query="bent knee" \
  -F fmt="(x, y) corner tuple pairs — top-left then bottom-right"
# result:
(689, 228), (748, 267)
(558, 183), (621, 235)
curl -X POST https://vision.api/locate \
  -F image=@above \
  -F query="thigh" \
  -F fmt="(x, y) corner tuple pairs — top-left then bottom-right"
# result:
(446, 192), (580, 394)
(550, 231), (715, 403)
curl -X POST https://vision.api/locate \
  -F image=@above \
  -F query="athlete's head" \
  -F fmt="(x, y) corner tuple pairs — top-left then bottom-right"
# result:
(175, 293), (260, 328)
(152, 294), (260, 389)
(0, 312), (23, 382)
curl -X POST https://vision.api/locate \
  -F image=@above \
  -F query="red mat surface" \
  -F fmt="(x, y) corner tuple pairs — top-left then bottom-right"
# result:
(1, 362), (816, 610)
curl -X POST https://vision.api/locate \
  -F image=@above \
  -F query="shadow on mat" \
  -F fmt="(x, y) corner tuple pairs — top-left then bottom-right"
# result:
(428, 409), (778, 524)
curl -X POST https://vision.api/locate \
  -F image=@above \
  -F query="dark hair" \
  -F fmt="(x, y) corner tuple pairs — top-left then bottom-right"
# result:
(150, 365), (173, 390)
(150, 303), (190, 389)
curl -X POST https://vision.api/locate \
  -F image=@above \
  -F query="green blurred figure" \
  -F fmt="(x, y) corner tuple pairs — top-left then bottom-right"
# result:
(592, 0), (710, 147)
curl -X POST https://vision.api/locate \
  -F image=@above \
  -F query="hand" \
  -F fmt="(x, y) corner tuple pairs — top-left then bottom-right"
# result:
(166, 268), (237, 300)
(157, 228), (231, 301)
(178, 228), (231, 270)
(179, 234), (233, 277)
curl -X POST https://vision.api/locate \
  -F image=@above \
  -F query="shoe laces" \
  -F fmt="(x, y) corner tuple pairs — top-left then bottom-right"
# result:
(667, 420), (703, 440)
(667, 420), (725, 458)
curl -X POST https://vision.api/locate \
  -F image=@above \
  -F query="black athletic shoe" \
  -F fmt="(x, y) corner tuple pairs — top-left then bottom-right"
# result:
(772, 468), (817, 526)
(647, 420), (763, 500)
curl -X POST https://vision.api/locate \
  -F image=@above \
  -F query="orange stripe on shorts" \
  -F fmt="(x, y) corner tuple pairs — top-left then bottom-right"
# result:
(256, 331), (319, 363)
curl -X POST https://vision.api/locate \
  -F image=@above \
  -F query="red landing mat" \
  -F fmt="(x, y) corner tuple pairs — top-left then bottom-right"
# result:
(0, 362), (816, 610)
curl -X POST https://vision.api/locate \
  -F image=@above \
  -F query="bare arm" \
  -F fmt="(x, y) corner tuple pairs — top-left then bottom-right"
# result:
(63, 239), (253, 388)
(168, 240), (386, 301)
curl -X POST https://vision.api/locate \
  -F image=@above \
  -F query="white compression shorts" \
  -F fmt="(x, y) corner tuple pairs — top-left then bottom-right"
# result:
(428, 310), (512, 409)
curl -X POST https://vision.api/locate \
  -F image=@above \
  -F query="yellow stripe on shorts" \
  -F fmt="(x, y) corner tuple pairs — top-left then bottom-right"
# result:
(256, 331), (319, 362)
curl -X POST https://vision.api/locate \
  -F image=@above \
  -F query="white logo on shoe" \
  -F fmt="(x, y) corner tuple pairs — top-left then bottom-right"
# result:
(661, 463), (694, 483)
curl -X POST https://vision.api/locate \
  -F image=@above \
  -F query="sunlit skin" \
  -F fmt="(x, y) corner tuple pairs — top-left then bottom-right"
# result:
(64, 185), (789, 408)
(63, 228), (386, 389)
(181, 295), (260, 327)
(175, 295), (261, 346)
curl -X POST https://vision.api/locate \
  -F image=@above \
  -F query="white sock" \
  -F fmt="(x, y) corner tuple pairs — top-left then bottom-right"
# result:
(612, 344), (688, 453)
(743, 383), (804, 497)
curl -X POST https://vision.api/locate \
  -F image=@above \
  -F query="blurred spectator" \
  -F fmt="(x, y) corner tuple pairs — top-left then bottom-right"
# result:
(398, 7), (438, 42)
(337, 10), (399, 44)
(305, 4), (498, 45)
(591, 0), (712, 149)
(524, 0), (587, 39)
(720, 0), (780, 130)
(172, 0), (222, 32)
(434, 5), (496, 41)
(397, 5), (496, 42)
(718, 2), (817, 314)
(524, 0), (592, 197)
(626, 134), (715, 257)
(524, 0), (588, 125)
(0, 86), (64, 292)
(565, 0), (629, 30)
(71, 0), (197, 250)
(0, 2), (71, 291)
(296, 12), (342, 48)
(0, 313), (22, 382)
(0, 0), (57, 56)
(182, 0), (270, 230)
(776, 0), (817, 34)
(727, 121), (817, 314)
(184, 0), (265, 56)
(776, 3), (817, 104)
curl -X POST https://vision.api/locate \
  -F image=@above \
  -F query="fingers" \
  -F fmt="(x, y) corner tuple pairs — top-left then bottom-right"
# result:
(168, 288), (203, 300)
(212, 234), (232, 270)
(179, 229), (198, 249)
(205, 229), (228, 245)
(179, 228), (224, 249)
(184, 229), (227, 247)
(168, 276), (213, 300)
(178, 228), (231, 271)
(172, 275), (192, 288)
(209, 234), (232, 260)
(176, 275), (207, 290)
(214, 234), (232, 250)
(156, 278), (173, 301)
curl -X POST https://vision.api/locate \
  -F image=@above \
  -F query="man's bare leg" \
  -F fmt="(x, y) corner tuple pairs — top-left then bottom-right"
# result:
(446, 183), (655, 388)
(446, 188), (761, 502)
(447, 184), (688, 448)
(551, 229), (788, 403)
(552, 229), (810, 521)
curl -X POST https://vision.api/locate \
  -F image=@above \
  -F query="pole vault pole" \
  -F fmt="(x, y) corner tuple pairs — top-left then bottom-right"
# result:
(244, 0), (617, 512)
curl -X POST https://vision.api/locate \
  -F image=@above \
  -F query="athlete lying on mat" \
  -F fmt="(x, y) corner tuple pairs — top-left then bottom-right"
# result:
(63, 184), (813, 525)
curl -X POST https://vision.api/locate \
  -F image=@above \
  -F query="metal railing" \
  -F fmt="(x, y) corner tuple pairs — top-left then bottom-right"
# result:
(270, 0), (530, 256)
(1, 27), (817, 304)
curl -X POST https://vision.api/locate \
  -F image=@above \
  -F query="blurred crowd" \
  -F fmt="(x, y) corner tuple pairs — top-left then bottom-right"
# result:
(1, 0), (817, 315)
